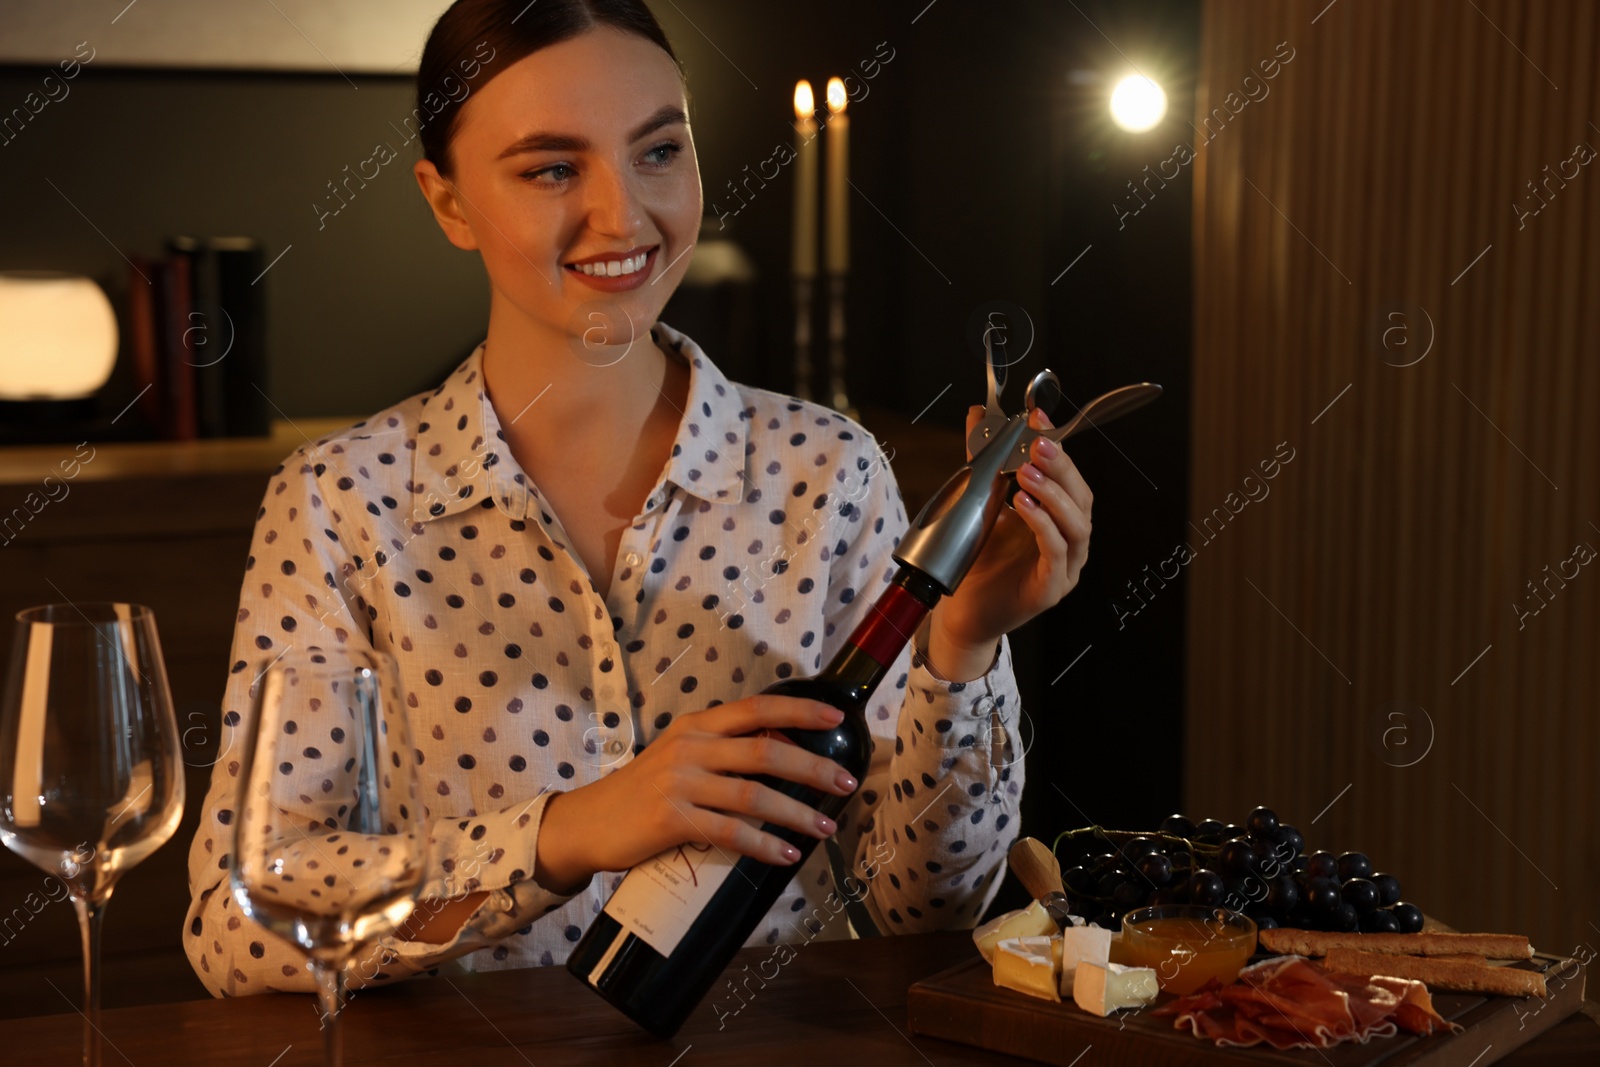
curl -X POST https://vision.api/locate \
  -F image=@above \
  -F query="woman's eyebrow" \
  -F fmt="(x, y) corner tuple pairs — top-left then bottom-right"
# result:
(496, 104), (688, 160)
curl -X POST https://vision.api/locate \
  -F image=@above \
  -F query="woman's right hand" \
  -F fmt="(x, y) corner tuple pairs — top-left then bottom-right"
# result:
(532, 695), (860, 893)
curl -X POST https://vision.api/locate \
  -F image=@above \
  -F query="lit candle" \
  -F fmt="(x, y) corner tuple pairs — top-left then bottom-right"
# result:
(825, 77), (849, 275)
(792, 80), (819, 279)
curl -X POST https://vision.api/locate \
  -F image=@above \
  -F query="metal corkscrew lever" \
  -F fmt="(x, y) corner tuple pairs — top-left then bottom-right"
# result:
(893, 324), (1163, 596)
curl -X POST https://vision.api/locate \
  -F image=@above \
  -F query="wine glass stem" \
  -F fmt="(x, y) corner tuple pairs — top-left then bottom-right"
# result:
(314, 960), (347, 1067)
(70, 895), (106, 1067)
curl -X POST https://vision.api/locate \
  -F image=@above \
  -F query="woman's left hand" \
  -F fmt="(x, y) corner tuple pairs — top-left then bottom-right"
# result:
(925, 405), (1093, 674)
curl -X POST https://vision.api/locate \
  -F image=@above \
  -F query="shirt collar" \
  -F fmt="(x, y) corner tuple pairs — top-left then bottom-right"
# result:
(410, 321), (749, 524)
(649, 320), (750, 506)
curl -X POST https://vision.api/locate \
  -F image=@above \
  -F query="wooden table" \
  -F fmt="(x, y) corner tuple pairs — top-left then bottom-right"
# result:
(6, 931), (1597, 1065)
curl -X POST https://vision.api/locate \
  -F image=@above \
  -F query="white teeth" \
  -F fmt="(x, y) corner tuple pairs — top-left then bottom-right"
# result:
(574, 252), (649, 277)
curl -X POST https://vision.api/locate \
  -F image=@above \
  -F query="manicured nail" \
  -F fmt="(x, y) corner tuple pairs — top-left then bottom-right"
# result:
(823, 706), (845, 724)
(1036, 436), (1058, 459)
(816, 814), (836, 834)
(781, 845), (801, 863)
(836, 771), (858, 792)
(1020, 463), (1043, 483)
(1016, 491), (1037, 508)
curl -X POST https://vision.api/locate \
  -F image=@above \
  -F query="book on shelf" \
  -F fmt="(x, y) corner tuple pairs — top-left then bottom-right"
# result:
(125, 236), (271, 440)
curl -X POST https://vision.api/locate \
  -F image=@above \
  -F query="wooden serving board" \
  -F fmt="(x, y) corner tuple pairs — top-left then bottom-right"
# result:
(907, 952), (1585, 1067)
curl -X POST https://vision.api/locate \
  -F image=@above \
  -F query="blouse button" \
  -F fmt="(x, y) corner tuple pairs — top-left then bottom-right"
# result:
(624, 551), (642, 568)
(605, 739), (625, 755)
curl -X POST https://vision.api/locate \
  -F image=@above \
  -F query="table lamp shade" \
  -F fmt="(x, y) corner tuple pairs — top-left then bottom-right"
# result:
(0, 271), (119, 400)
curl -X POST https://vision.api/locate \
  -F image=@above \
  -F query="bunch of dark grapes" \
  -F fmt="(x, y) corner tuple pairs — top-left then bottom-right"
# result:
(1052, 806), (1427, 933)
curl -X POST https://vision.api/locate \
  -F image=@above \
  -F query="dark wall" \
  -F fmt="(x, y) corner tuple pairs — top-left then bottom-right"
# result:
(651, 3), (1199, 893)
(0, 67), (484, 415)
(0, 0), (1197, 917)
(669, 0), (1202, 916)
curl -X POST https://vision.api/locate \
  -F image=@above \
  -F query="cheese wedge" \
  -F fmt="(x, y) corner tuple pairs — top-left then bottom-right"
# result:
(1072, 961), (1160, 1016)
(973, 899), (1058, 962)
(993, 935), (1061, 1002)
(1056, 925), (1113, 996)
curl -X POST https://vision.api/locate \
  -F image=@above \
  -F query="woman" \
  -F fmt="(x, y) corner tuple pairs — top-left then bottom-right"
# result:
(183, 0), (1093, 997)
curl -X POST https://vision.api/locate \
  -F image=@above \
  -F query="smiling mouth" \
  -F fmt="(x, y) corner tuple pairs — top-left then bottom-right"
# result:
(564, 245), (658, 278)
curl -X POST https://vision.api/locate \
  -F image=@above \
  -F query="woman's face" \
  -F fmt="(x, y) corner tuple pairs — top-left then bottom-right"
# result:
(416, 27), (701, 353)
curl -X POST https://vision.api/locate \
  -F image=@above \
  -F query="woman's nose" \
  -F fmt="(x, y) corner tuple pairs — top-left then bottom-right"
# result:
(585, 162), (647, 239)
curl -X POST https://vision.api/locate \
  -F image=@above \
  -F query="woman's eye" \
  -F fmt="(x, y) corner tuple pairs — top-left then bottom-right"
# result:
(521, 142), (681, 184)
(643, 141), (683, 167)
(522, 162), (575, 185)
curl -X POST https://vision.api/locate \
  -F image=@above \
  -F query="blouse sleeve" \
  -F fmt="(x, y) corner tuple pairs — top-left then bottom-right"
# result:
(181, 448), (585, 997)
(821, 430), (1025, 934)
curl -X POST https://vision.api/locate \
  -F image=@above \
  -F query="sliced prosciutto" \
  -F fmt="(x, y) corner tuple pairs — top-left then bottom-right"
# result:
(1153, 955), (1463, 1051)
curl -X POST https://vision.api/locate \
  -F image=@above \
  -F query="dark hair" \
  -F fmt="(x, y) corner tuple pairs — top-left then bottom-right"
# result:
(416, 0), (681, 179)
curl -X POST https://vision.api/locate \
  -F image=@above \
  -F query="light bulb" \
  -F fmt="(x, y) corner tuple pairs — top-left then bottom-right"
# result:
(1110, 74), (1166, 132)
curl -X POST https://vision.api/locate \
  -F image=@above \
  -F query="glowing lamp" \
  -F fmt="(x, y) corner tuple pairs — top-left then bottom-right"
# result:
(1110, 74), (1167, 132)
(0, 272), (118, 400)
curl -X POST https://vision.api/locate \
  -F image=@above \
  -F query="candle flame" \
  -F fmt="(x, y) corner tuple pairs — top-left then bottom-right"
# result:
(794, 80), (815, 119)
(826, 77), (847, 114)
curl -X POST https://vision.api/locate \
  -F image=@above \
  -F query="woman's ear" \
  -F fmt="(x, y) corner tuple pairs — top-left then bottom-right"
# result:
(413, 159), (480, 251)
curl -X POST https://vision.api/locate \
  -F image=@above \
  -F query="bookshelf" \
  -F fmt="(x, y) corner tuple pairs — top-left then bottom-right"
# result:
(0, 408), (961, 507)
(0, 417), (356, 487)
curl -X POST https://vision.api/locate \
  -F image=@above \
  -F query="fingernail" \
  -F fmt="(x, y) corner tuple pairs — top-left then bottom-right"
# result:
(1036, 436), (1057, 459)
(836, 771), (858, 792)
(781, 845), (801, 863)
(817, 814), (836, 834)
(1020, 463), (1043, 483)
(1037, 409), (1053, 428)
(1016, 491), (1036, 508)
(824, 706), (845, 724)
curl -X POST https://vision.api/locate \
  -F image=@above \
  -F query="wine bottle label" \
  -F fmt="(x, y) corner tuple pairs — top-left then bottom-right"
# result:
(602, 811), (762, 957)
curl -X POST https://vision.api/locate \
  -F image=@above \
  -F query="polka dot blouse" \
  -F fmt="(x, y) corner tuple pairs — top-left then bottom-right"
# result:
(183, 320), (1025, 998)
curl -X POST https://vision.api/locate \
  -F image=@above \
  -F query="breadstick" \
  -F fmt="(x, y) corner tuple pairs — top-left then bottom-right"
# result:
(1259, 928), (1532, 960)
(1323, 947), (1547, 998)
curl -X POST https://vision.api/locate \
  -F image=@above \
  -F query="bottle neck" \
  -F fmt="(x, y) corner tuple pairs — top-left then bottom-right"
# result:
(824, 565), (944, 692)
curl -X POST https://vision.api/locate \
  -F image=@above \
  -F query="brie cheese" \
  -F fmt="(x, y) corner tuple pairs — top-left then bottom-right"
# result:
(973, 899), (1058, 962)
(1056, 925), (1113, 996)
(1072, 961), (1160, 1016)
(992, 935), (1060, 1002)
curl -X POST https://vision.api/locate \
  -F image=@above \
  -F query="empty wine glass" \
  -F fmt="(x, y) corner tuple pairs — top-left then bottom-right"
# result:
(0, 602), (186, 1067)
(229, 646), (425, 1067)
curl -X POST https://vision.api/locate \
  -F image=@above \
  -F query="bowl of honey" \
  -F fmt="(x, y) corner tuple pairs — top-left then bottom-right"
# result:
(1119, 905), (1257, 995)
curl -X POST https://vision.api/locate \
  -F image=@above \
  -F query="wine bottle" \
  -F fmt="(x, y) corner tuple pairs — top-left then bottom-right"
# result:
(565, 564), (944, 1037)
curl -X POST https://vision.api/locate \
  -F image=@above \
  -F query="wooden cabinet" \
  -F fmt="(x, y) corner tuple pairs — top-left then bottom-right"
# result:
(0, 421), (351, 1018)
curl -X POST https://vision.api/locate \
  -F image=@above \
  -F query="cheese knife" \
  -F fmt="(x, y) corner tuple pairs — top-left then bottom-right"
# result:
(1009, 836), (1077, 926)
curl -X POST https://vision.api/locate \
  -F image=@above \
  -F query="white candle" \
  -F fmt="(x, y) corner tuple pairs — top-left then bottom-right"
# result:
(825, 77), (849, 275)
(792, 80), (819, 279)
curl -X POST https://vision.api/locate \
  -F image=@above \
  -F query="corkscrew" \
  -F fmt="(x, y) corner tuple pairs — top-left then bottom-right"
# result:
(892, 323), (1162, 596)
